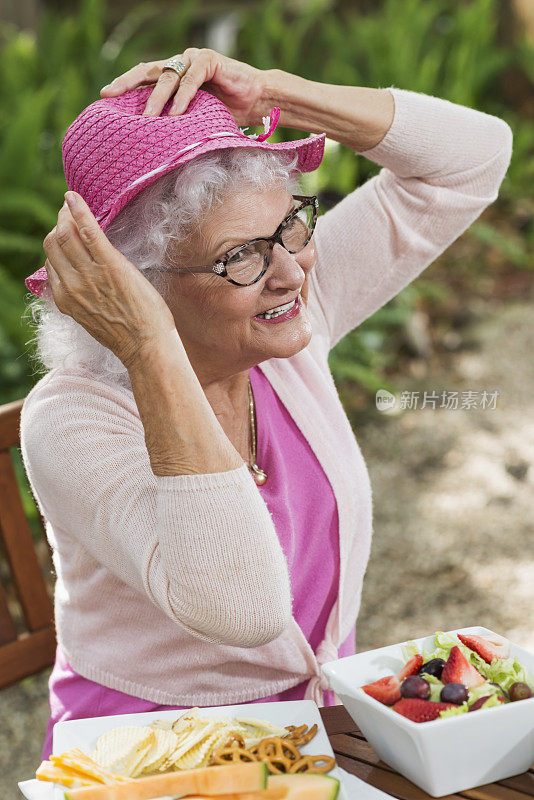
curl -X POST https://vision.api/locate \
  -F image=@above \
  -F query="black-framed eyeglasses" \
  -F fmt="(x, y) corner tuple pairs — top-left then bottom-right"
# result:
(161, 194), (319, 287)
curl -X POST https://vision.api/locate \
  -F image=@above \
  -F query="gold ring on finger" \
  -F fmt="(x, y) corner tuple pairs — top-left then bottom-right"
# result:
(162, 57), (189, 77)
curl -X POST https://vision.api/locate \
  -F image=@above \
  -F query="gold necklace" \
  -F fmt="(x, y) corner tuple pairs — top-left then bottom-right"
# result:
(247, 376), (267, 485)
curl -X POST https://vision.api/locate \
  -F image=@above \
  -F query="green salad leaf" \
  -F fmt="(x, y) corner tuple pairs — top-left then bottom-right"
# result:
(401, 640), (420, 661)
(422, 673), (444, 702)
(473, 694), (502, 710)
(468, 682), (503, 703)
(439, 702), (469, 718)
(483, 657), (533, 692)
(439, 694), (500, 718)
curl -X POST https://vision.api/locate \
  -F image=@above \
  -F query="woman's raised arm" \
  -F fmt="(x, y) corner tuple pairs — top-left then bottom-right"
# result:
(264, 72), (513, 350)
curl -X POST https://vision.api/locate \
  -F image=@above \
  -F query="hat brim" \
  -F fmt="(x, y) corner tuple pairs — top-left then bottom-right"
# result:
(25, 133), (326, 298)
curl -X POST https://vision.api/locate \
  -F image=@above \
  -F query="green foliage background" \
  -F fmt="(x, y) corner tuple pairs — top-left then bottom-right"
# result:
(0, 0), (533, 404)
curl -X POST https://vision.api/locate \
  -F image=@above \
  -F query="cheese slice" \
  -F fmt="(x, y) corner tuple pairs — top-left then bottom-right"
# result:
(36, 761), (97, 788)
(92, 726), (155, 776)
(50, 749), (128, 784)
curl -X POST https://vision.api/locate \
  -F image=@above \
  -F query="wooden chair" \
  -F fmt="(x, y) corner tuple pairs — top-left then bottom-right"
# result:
(0, 398), (56, 689)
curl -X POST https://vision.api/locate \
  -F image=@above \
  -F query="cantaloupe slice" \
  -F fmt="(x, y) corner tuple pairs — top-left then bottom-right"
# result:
(134, 774), (340, 800)
(63, 761), (267, 800)
(268, 774), (340, 800)
(182, 790), (287, 800)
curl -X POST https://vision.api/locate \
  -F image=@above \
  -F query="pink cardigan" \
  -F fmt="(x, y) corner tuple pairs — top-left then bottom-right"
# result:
(41, 362), (356, 759)
(20, 87), (513, 707)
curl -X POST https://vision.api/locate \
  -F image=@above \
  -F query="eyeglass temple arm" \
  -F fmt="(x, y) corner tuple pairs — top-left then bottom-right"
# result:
(163, 265), (217, 274)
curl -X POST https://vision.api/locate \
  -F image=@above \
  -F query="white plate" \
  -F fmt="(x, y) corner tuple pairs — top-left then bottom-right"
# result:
(52, 699), (351, 798)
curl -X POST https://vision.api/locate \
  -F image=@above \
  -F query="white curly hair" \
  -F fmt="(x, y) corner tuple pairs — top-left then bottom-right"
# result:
(24, 147), (301, 391)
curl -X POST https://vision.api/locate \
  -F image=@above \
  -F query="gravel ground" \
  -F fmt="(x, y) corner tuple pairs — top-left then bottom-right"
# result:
(6, 299), (533, 798)
(356, 299), (534, 653)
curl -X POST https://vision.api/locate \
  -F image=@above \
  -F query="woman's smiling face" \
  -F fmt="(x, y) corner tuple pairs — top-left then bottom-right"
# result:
(164, 184), (317, 383)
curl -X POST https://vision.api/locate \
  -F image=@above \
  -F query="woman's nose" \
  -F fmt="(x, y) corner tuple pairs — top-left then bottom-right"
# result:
(264, 242), (308, 291)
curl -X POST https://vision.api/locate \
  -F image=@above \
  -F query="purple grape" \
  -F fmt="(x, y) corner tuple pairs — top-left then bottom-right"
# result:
(440, 682), (469, 705)
(419, 658), (446, 679)
(401, 676), (431, 700)
(509, 682), (532, 702)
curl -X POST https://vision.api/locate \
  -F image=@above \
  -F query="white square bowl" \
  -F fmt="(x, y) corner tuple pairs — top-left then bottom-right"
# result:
(321, 625), (534, 797)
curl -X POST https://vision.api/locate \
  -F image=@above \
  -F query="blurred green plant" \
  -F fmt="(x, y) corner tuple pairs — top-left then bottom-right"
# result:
(0, 0), (532, 410)
(0, 0), (199, 402)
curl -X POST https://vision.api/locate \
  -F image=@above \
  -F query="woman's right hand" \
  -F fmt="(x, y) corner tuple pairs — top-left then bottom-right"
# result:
(100, 47), (273, 124)
(43, 191), (179, 369)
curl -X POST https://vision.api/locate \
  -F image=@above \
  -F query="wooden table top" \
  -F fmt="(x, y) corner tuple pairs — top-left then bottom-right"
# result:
(319, 705), (534, 800)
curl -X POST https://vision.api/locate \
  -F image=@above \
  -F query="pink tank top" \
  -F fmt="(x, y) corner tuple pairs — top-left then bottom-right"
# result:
(42, 366), (355, 758)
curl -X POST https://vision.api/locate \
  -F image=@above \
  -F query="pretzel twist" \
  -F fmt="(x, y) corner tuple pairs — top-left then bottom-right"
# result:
(256, 737), (301, 761)
(284, 723), (318, 747)
(251, 737), (299, 774)
(211, 746), (258, 765)
(288, 754), (337, 774)
(211, 724), (334, 775)
(223, 733), (246, 749)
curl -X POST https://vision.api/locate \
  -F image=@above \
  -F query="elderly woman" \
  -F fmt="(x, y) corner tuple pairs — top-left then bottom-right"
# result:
(21, 48), (512, 758)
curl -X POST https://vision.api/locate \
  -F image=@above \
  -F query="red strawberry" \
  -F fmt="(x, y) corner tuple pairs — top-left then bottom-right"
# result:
(441, 646), (485, 687)
(457, 634), (510, 664)
(392, 698), (454, 722)
(362, 674), (401, 705)
(398, 654), (424, 681)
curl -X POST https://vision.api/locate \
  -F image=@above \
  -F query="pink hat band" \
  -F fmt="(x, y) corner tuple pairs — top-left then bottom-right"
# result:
(25, 86), (326, 297)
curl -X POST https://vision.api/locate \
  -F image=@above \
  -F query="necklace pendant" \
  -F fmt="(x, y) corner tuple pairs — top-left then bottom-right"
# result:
(250, 463), (268, 485)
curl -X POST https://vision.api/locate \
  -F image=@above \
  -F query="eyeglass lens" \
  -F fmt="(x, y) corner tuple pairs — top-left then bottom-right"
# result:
(225, 203), (315, 285)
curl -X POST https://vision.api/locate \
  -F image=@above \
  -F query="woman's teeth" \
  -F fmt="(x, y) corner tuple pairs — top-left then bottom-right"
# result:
(256, 297), (297, 319)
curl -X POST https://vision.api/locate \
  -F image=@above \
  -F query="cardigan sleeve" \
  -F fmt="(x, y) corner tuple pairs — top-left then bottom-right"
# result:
(308, 86), (514, 351)
(19, 371), (292, 648)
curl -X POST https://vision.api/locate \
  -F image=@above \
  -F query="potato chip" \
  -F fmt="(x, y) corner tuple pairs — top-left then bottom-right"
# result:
(128, 738), (157, 778)
(197, 730), (234, 769)
(149, 719), (173, 732)
(236, 717), (289, 737)
(161, 721), (217, 770)
(171, 731), (221, 771)
(84, 710), (297, 781)
(134, 728), (179, 776)
(92, 726), (155, 776)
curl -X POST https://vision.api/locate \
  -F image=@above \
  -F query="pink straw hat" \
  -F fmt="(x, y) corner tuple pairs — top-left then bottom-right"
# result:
(25, 86), (326, 297)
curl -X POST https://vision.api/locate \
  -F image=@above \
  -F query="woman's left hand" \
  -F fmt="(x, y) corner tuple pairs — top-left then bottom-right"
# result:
(100, 47), (274, 125)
